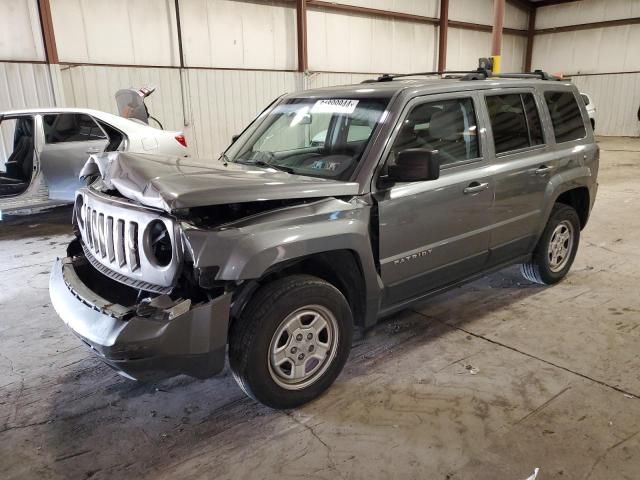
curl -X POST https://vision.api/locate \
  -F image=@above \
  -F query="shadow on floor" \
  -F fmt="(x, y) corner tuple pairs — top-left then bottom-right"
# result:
(0, 205), (74, 241)
(38, 266), (544, 479)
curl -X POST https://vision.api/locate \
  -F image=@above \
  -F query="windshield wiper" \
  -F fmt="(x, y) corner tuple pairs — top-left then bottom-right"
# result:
(253, 161), (295, 174)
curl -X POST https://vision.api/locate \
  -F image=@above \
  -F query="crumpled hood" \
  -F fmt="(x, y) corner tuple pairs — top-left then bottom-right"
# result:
(81, 152), (360, 212)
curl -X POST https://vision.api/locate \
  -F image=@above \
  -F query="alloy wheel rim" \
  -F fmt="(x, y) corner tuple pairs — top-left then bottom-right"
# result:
(268, 305), (339, 390)
(548, 220), (574, 273)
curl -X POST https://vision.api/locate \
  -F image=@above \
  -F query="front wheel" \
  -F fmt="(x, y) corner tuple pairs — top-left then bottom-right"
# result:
(521, 203), (581, 285)
(229, 275), (353, 409)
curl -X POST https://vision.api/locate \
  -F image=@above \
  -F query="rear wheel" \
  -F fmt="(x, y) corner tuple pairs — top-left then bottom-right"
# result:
(229, 274), (353, 409)
(521, 203), (580, 285)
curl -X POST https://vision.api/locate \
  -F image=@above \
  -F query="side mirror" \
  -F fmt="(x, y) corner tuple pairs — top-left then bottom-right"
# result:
(231, 134), (240, 144)
(387, 148), (440, 182)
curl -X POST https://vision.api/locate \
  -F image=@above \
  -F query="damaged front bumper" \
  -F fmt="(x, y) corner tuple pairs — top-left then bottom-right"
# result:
(49, 256), (231, 381)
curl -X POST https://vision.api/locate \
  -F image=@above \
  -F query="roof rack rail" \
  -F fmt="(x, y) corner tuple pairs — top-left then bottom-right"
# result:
(361, 70), (485, 83)
(361, 68), (561, 83)
(488, 70), (561, 80)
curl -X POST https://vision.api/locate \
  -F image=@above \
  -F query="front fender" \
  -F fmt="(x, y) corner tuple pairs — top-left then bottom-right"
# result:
(181, 197), (382, 325)
(182, 197), (377, 280)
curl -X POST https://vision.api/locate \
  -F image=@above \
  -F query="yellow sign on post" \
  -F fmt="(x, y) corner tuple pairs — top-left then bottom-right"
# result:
(491, 55), (501, 74)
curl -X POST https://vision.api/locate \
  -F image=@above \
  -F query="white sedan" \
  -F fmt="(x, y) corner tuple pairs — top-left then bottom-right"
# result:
(580, 92), (596, 131)
(0, 107), (189, 216)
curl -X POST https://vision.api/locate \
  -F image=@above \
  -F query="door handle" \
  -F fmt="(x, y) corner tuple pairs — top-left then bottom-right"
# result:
(86, 147), (102, 154)
(535, 165), (554, 175)
(463, 182), (489, 194)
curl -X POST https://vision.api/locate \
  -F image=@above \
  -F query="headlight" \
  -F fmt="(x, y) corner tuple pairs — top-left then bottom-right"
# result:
(145, 220), (172, 267)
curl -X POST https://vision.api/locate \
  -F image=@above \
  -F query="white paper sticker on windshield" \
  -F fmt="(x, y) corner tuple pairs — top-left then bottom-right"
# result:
(311, 99), (359, 114)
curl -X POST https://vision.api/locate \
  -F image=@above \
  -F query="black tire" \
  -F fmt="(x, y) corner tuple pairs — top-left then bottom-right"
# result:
(228, 274), (353, 409)
(521, 203), (581, 285)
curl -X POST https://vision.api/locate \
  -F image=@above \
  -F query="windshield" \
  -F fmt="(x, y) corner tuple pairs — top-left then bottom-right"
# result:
(225, 97), (390, 180)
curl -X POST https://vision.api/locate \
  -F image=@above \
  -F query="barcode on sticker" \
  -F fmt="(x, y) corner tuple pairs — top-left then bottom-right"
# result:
(311, 99), (359, 114)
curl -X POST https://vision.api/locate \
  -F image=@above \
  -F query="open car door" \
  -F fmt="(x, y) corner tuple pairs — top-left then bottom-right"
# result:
(39, 113), (108, 201)
(0, 115), (36, 198)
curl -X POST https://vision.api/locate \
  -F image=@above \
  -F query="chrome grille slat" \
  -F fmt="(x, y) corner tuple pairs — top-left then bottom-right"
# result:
(115, 219), (126, 267)
(76, 189), (180, 292)
(86, 206), (93, 249)
(98, 213), (106, 258)
(126, 222), (140, 272)
(106, 216), (115, 262)
(91, 209), (99, 256)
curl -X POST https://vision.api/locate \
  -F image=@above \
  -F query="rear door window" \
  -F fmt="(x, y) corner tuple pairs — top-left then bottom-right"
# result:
(485, 93), (544, 154)
(544, 91), (586, 143)
(43, 114), (107, 144)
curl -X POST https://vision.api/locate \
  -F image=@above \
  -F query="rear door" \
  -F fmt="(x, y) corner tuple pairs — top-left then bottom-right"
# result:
(375, 92), (494, 308)
(481, 89), (555, 264)
(39, 113), (108, 201)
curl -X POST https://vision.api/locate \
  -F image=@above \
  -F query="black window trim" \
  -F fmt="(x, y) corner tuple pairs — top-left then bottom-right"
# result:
(42, 112), (109, 145)
(542, 88), (588, 145)
(483, 89), (548, 158)
(381, 92), (485, 180)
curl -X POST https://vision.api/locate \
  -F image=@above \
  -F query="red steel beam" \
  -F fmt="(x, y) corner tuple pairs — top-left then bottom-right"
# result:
(437, 0), (449, 72)
(305, 1), (527, 36)
(524, 7), (536, 71)
(306, 1), (439, 24)
(296, 0), (308, 72)
(536, 16), (640, 34)
(37, 0), (58, 63)
(491, 0), (506, 57)
(533, 0), (582, 8)
(447, 19), (527, 36)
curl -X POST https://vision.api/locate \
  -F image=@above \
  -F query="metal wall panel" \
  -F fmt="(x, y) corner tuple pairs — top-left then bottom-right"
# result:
(59, 65), (184, 130)
(536, 0), (640, 30)
(0, 62), (60, 161)
(0, 0), (45, 61)
(449, 0), (528, 30)
(304, 72), (380, 89)
(49, 0), (180, 66)
(572, 73), (640, 137)
(307, 8), (438, 73)
(60, 64), (184, 131)
(179, 0), (297, 70)
(532, 25), (640, 75)
(185, 69), (302, 158)
(59, 66), (304, 158)
(0, 63), (58, 111)
(447, 29), (525, 72)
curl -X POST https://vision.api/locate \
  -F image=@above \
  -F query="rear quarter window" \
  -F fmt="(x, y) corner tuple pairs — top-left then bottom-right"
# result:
(544, 91), (586, 143)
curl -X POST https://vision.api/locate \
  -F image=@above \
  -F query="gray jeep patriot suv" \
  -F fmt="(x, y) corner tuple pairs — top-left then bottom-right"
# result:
(50, 71), (599, 409)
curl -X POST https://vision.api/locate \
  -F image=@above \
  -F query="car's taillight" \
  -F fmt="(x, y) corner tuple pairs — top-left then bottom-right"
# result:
(175, 134), (187, 148)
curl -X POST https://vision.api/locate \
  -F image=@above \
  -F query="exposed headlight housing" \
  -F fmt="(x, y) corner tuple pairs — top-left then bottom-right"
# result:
(145, 220), (172, 267)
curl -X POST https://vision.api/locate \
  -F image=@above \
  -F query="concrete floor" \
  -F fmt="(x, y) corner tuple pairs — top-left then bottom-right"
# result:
(0, 136), (639, 480)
